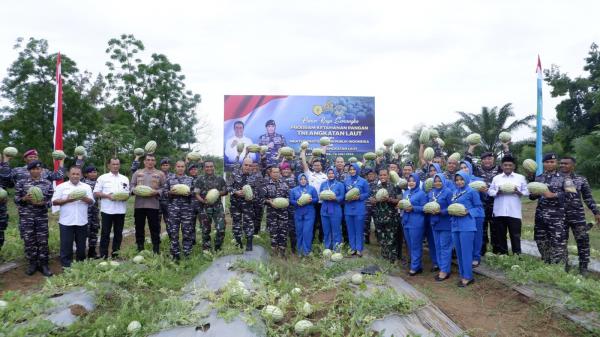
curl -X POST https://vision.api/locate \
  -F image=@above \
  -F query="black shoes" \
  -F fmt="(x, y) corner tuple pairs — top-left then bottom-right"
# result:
(25, 263), (37, 276)
(235, 237), (244, 250)
(457, 279), (475, 287)
(408, 269), (423, 276)
(40, 264), (53, 277)
(88, 248), (99, 259)
(245, 237), (253, 252)
(435, 273), (451, 282)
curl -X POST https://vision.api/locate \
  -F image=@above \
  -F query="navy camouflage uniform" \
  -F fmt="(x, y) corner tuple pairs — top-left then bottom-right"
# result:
(364, 179), (379, 242)
(82, 177), (100, 256)
(189, 174), (201, 245)
(258, 132), (286, 165)
(282, 174), (297, 252)
(227, 167), (260, 243)
(262, 177), (290, 250)
(194, 173), (227, 250)
(253, 170), (266, 234)
(530, 171), (566, 264)
(562, 172), (598, 270)
(14, 177), (54, 266)
(165, 174), (195, 258)
(372, 181), (400, 262)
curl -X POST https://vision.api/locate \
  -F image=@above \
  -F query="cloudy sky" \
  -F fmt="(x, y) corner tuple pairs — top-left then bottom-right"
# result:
(1, 1), (598, 155)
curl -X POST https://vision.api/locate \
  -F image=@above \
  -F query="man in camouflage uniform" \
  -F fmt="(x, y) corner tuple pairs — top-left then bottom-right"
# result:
(560, 156), (600, 274)
(280, 162), (297, 253)
(464, 142), (511, 255)
(530, 153), (566, 264)
(195, 160), (227, 251)
(261, 166), (290, 257)
(187, 163), (201, 246)
(82, 166), (100, 258)
(251, 159), (266, 234)
(14, 161), (54, 276)
(363, 168), (378, 244)
(258, 119), (286, 165)
(371, 168), (401, 262)
(164, 161), (195, 260)
(227, 157), (260, 250)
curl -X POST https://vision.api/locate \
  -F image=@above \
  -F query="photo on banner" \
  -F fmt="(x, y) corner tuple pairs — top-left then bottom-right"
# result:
(223, 95), (375, 171)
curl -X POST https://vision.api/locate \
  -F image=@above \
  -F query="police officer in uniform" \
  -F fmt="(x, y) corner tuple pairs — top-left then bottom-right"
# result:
(258, 120), (287, 165)
(530, 153), (566, 264)
(559, 156), (600, 274)
(14, 161), (54, 276)
(195, 160), (227, 251)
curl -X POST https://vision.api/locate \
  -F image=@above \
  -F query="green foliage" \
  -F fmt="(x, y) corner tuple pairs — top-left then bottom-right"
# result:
(572, 128), (600, 185)
(405, 122), (468, 164)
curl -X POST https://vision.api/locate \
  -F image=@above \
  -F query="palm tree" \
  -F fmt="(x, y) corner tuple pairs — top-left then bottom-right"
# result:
(456, 103), (535, 153)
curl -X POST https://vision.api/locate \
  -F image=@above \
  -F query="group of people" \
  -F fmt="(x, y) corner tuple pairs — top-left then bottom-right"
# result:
(0, 138), (597, 287)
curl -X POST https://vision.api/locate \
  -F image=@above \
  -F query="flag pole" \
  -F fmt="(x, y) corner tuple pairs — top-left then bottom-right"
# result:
(535, 55), (543, 175)
(53, 52), (63, 185)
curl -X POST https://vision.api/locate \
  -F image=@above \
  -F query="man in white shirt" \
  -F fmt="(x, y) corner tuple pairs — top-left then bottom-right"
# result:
(225, 121), (255, 165)
(487, 156), (529, 255)
(93, 158), (130, 258)
(52, 166), (94, 268)
(301, 149), (327, 243)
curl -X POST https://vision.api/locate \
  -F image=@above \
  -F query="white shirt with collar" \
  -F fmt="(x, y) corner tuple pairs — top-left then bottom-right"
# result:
(94, 172), (130, 214)
(305, 169), (328, 196)
(52, 181), (94, 226)
(488, 171), (529, 219)
(225, 135), (255, 163)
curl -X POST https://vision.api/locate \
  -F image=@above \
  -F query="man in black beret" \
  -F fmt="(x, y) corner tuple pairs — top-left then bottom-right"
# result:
(258, 119), (287, 165)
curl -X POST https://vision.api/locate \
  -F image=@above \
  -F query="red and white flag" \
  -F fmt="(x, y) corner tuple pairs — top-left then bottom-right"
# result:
(53, 52), (63, 185)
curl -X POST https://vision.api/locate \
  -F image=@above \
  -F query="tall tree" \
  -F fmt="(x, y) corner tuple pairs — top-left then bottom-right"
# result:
(104, 34), (201, 158)
(0, 37), (102, 165)
(544, 43), (600, 151)
(456, 103), (534, 155)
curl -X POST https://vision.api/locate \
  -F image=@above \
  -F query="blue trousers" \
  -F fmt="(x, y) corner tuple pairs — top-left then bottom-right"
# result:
(453, 231), (475, 280)
(425, 219), (438, 267)
(404, 227), (424, 271)
(473, 217), (484, 262)
(345, 214), (365, 252)
(433, 229), (452, 273)
(295, 210), (315, 256)
(322, 213), (342, 251)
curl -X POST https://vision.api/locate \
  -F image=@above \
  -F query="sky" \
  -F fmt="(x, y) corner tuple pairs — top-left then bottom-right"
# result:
(0, 0), (598, 155)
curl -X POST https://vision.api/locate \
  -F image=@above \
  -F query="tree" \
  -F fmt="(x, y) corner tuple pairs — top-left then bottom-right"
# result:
(456, 103), (534, 155)
(104, 34), (201, 158)
(572, 127), (600, 185)
(0, 37), (102, 165)
(544, 43), (600, 151)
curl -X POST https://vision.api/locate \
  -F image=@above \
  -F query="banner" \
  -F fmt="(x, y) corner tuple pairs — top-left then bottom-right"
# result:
(223, 95), (375, 170)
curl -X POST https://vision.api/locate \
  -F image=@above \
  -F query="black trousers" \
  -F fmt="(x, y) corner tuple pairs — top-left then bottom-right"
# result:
(313, 203), (323, 243)
(99, 212), (125, 258)
(134, 208), (161, 251)
(481, 206), (493, 255)
(492, 216), (521, 255)
(59, 224), (88, 267)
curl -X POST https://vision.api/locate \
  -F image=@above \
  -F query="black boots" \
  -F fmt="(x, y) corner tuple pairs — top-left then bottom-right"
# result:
(235, 237), (244, 250)
(245, 236), (253, 252)
(88, 247), (99, 259)
(40, 264), (53, 277)
(25, 263), (37, 276)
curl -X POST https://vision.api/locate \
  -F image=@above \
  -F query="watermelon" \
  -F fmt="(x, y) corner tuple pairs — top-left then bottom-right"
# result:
(348, 156), (358, 163)
(499, 131), (512, 143)
(0, 188), (8, 200)
(242, 185), (253, 201)
(301, 302), (313, 317)
(383, 138), (395, 147)
(319, 190), (336, 201)
(393, 143), (404, 153)
(260, 145), (268, 154)
(351, 273), (363, 285)
(419, 129), (431, 144)
(423, 147), (435, 161)
(448, 203), (467, 216)
(133, 185), (155, 197)
(398, 199), (412, 210)
(500, 183), (516, 194)
(28, 186), (44, 203)
(345, 187), (360, 201)
(375, 148), (384, 157)
(469, 181), (487, 191)
(74, 146), (86, 156)
(145, 140), (157, 153)
(523, 159), (537, 173)
(300, 141), (309, 150)
(294, 320), (313, 335)
(187, 151), (202, 161)
(134, 148), (145, 156)
(423, 201), (441, 214)
(436, 138), (445, 147)
(297, 193), (312, 206)
(424, 178), (433, 192)
(3, 147), (17, 157)
(527, 182), (549, 195)
(112, 192), (130, 201)
(375, 188), (389, 202)
(133, 255), (144, 264)
(263, 305), (284, 322)
(272, 197), (290, 209)
(279, 147), (294, 157)
(311, 148), (323, 157)
(171, 184), (190, 196)
(246, 144), (260, 153)
(430, 129), (439, 138)
(319, 137), (331, 146)
(127, 321), (141, 332)
(397, 178), (408, 189)
(68, 188), (87, 200)
(389, 171), (400, 185)
(205, 189), (220, 204)
(449, 152), (461, 162)
(52, 150), (66, 160)
(322, 249), (333, 258)
(330, 253), (343, 262)
(363, 152), (376, 161)
(466, 133), (481, 145)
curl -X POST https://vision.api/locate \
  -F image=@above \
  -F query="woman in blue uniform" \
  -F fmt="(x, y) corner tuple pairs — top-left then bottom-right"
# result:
(402, 173), (428, 276)
(320, 167), (345, 251)
(427, 173), (453, 281)
(450, 171), (482, 287)
(344, 163), (370, 257)
(290, 173), (319, 256)
(460, 160), (485, 267)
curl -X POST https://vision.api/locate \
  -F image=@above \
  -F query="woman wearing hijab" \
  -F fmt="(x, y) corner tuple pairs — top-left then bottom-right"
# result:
(460, 160), (485, 267)
(290, 173), (319, 256)
(450, 171), (482, 287)
(427, 173), (453, 281)
(343, 163), (370, 257)
(402, 173), (428, 275)
(370, 168), (401, 262)
(320, 167), (345, 251)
